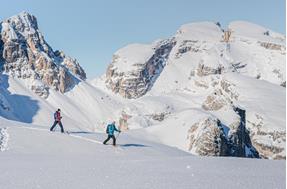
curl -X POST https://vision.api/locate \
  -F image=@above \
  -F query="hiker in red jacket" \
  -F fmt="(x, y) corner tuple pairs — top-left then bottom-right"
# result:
(50, 109), (65, 133)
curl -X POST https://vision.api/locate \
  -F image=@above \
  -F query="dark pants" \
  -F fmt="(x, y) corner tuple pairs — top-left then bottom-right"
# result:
(50, 121), (64, 133)
(103, 135), (116, 146)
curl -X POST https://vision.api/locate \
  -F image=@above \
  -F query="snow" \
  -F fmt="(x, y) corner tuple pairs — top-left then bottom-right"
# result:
(0, 118), (285, 189)
(0, 74), (123, 131)
(1, 22), (18, 41)
(175, 22), (223, 42)
(112, 43), (155, 72)
(143, 72), (285, 155)
(229, 21), (285, 44)
(4, 11), (37, 37)
(146, 109), (212, 150)
(224, 73), (285, 132)
(226, 37), (285, 85)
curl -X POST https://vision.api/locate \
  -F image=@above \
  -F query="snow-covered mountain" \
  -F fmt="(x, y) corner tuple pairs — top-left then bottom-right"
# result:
(0, 12), (285, 160)
(100, 21), (286, 159)
(0, 11), (86, 98)
(106, 21), (285, 99)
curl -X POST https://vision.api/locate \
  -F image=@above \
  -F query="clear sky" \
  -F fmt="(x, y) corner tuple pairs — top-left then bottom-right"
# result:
(0, 0), (285, 79)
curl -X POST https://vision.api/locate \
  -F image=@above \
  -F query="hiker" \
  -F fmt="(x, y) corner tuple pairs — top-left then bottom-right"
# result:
(50, 109), (65, 133)
(103, 121), (121, 146)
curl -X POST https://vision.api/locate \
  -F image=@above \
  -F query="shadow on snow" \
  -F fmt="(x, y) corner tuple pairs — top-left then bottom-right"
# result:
(0, 74), (39, 123)
(119, 144), (150, 148)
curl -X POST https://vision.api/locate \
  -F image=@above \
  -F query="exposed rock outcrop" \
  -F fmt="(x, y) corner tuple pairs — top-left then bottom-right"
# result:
(202, 89), (230, 111)
(202, 78), (239, 111)
(174, 40), (206, 59)
(258, 41), (285, 51)
(247, 113), (285, 159)
(0, 12), (86, 98)
(188, 117), (229, 156)
(228, 107), (259, 158)
(106, 39), (176, 98)
(188, 107), (260, 158)
(196, 62), (224, 77)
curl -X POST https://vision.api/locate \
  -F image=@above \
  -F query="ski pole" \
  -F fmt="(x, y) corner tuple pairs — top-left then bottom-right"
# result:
(116, 131), (120, 139)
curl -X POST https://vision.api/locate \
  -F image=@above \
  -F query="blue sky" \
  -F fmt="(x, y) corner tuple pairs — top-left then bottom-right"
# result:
(0, 0), (285, 78)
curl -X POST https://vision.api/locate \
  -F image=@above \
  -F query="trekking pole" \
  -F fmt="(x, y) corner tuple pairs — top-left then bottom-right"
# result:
(116, 131), (120, 139)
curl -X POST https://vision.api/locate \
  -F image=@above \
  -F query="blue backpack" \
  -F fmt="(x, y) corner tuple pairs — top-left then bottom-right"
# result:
(106, 124), (115, 134)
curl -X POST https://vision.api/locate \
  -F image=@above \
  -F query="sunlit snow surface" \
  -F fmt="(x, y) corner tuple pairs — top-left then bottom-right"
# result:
(0, 119), (285, 189)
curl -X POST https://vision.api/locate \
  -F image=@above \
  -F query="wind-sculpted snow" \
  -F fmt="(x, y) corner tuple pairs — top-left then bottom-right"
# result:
(0, 127), (9, 151)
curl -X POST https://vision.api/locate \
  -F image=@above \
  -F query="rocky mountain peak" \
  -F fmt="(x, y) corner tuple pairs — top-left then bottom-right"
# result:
(5, 11), (39, 36)
(0, 12), (86, 98)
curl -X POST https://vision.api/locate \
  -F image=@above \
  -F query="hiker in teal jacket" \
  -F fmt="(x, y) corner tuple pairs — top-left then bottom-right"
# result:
(103, 121), (121, 146)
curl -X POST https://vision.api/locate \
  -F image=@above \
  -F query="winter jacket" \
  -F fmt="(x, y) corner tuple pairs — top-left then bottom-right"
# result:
(54, 111), (62, 121)
(106, 124), (119, 135)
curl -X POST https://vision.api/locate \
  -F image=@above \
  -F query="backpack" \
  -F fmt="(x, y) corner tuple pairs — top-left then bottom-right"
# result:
(106, 125), (109, 134)
(54, 111), (61, 121)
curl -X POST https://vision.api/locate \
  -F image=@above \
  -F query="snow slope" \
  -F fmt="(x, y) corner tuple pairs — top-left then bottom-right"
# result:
(112, 43), (155, 73)
(0, 73), (123, 131)
(143, 73), (285, 157)
(229, 21), (285, 44)
(0, 118), (285, 189)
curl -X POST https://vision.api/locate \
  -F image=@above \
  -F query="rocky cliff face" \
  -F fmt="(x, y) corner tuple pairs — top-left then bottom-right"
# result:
(106, 39), (175, 98)
(187, 117), (229, 156)
(0, 12), (86, 98)
(228, 107), (259, 158)
(187, 107), (259, 158)
(246, 113), (286, 159)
